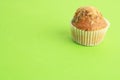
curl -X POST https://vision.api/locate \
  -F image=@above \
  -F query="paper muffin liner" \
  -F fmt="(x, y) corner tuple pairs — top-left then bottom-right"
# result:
(71, 19), (110, 46)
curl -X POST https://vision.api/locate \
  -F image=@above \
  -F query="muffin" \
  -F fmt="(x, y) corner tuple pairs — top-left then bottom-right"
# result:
(71, 6), (110, 46)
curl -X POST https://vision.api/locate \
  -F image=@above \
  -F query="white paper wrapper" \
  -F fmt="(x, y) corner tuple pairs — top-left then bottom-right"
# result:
(71, 19), (110, 46)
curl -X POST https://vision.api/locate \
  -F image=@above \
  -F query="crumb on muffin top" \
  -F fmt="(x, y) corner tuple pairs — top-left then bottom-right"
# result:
(72, 6), (108, 31)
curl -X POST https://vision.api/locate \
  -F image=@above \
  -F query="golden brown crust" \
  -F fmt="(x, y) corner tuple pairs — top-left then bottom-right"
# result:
(72, 6), (108, 31)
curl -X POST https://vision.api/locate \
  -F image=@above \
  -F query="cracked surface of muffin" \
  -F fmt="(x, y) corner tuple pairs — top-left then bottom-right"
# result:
(72, 6), (108, 31)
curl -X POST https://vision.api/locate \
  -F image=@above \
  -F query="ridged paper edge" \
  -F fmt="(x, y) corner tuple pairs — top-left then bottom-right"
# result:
(71, 19), (110, 46)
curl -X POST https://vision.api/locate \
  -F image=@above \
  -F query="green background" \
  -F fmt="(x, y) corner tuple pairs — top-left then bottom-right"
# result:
(0, 0), (120, 80)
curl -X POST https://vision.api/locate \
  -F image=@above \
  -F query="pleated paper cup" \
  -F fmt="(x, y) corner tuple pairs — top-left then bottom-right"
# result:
(71, 19), (110, 46)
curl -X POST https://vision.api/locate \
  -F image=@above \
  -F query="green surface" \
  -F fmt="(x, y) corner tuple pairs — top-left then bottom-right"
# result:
(0, 0), (120, 80)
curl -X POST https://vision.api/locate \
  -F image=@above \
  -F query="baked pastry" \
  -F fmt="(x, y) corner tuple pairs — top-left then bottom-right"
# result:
(71, 6), (110, 46)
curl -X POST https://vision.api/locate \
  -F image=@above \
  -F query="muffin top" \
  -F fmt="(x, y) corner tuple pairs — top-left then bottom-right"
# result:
(72, 6), (108, 31)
